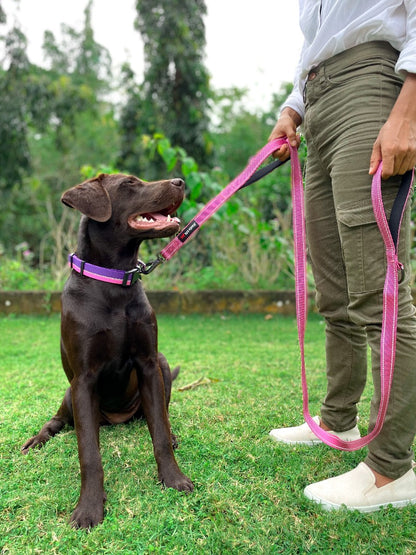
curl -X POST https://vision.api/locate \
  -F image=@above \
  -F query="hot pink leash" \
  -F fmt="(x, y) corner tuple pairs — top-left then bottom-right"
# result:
(290, 144), (414, 450)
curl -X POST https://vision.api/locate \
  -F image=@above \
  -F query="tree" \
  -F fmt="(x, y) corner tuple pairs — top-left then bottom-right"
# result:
(0, 1), (117, 261)
(42, 0), (112, 143)
(116, 63), (150, 176)
(36, 1), (114, 167)
(0, 26), (32, 186)
(0, 2), (5, 24)
(119, 0), (211, 175)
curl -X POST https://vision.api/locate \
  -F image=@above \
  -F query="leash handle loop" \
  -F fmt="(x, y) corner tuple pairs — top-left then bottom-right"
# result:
(296, 161), (414, 450)
(239, 158), (288, 189)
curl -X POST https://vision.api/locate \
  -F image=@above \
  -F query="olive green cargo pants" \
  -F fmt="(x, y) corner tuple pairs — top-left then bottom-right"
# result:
(303, 41), (416, 479)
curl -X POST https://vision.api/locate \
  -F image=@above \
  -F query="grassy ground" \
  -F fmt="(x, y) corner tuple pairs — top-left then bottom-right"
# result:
(1, 313), (416, 554)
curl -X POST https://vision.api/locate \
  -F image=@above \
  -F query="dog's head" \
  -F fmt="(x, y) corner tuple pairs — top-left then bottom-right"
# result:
(61, 174), (185, 239)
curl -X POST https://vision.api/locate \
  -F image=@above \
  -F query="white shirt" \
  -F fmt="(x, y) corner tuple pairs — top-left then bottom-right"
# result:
(282, 0), (416, 120)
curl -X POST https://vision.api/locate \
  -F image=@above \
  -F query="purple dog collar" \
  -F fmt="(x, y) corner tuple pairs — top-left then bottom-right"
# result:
(68, 253), (144, 286)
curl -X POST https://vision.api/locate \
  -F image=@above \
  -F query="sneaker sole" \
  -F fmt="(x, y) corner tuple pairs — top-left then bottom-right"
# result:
(304, 488), (416, 513)
(269, 431), (360, 446)
(269, 432), (323, 446)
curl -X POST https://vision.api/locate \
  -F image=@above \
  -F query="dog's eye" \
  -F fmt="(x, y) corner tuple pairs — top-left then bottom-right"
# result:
(122, 177), (144, 187)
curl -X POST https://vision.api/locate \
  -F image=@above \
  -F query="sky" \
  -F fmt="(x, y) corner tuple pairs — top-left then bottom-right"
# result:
(2, 0), (303, 110)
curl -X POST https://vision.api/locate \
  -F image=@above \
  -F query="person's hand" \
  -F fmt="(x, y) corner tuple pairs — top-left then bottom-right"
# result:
(268, 107), (302, 161)
(369, 73), (416, 179)
(369, 116), (416, 179)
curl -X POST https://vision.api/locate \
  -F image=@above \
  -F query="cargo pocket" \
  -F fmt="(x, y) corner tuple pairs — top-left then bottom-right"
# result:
(336, 196), (396, 294)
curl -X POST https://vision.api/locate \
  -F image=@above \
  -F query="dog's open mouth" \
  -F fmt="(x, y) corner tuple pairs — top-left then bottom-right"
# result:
(128, 211), (181, 231)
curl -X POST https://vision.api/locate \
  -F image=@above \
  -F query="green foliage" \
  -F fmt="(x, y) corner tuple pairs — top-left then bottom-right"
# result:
(211, 83), (295, 179)
(2, 314), (416, 553)
(0, 27), (32, 186)
(0, 3), (6, 24)
(119, 0), (211, 175)
(42, 1), (112, 91)
(0, 242), (61, 291)
(0, 4), (118, 269)
(0, 257), (60, 291)
(0, 257), (39, 290)
(0, 1), (112, 190)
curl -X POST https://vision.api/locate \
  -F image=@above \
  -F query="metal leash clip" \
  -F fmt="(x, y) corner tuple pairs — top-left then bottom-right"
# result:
(136, 254), (166, 275)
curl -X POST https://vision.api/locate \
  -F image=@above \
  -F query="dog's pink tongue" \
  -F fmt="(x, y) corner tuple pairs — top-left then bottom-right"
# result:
(145, 213), (163, 221)
(148, 213), (180, 223)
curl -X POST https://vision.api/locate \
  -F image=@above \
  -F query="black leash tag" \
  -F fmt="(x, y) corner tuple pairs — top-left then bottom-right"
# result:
(178, 220), (200, 243)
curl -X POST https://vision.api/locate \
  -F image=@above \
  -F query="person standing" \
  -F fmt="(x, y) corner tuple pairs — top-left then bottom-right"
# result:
(269, 0), (416, 511)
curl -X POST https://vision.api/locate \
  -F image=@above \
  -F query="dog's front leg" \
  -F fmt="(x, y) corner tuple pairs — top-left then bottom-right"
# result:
(70, 375), (106, 529)
(138, 361), (194, 492)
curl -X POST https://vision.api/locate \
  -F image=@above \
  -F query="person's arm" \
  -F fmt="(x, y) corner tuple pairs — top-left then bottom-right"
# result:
(369, 72), (416, 179)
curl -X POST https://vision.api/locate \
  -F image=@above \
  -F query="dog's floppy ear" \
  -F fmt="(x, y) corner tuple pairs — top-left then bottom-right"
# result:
(61, 174), (112, 222)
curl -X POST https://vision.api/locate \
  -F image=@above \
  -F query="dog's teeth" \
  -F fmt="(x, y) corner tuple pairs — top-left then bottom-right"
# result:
(133, 214), (178, 225)
(136, 216), (154, 223)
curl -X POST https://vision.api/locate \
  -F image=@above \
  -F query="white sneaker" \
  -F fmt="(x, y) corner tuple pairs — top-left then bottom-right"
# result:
(269, 415), (360, 445)
(304, 462), (416, 512)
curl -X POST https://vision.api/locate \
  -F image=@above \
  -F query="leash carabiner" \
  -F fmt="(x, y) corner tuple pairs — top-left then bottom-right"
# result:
(137, 254), (166, 275)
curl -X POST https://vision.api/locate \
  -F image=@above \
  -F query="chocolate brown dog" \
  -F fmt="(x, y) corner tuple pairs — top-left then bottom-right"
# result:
(21, 173), (194, 528)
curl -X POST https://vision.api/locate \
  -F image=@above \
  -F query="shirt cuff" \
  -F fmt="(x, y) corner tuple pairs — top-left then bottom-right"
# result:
(396, 39), (416, 75)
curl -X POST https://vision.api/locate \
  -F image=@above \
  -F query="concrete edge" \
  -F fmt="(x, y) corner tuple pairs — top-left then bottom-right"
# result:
(0, 290), (316, 316)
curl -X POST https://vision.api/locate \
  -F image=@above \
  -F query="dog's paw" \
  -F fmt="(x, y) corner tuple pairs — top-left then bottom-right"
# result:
(161, 470), (194, 493)
(175, 475), (194, 492)
(70, 491), (106, 529)
(70, 501), (105, 530)
(21, 433), (49, 454)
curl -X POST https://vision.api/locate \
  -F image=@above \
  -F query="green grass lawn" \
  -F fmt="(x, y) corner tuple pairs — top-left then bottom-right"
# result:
(1, 313), (416, 554)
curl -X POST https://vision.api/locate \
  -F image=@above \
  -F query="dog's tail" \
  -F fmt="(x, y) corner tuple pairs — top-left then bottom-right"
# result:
(171, 366), (180, 381)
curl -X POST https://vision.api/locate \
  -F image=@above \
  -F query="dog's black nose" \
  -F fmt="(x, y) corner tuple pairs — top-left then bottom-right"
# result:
(171, 178), (184, 188)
